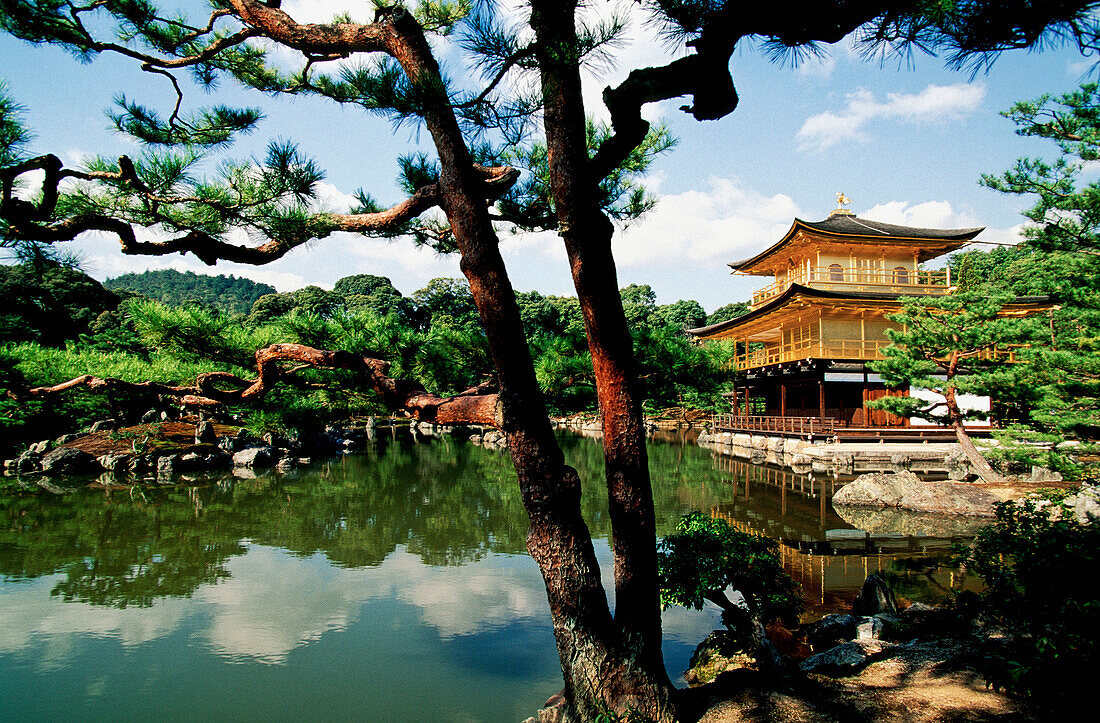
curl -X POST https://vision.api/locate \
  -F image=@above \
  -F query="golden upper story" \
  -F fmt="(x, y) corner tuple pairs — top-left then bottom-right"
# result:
(731, 212), (982, 310)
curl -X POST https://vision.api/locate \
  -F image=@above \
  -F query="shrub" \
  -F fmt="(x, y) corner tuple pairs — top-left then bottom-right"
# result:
(960, 487), (1100, 708)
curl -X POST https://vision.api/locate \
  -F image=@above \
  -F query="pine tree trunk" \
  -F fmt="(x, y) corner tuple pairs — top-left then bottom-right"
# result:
(385, 12), (673, 721)
(944, 386), (1007, 484)
(528, 2), (674, 719)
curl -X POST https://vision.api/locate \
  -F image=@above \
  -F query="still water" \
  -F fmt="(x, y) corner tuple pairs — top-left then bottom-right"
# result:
(0, 431), (974, 721)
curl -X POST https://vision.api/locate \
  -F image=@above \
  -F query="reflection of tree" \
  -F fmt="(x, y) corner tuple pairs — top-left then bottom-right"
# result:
(0, 436), (737, 608)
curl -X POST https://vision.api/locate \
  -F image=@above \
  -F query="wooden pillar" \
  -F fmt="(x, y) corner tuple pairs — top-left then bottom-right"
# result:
(818, 379), (826, 419)
(780, 380), (787, 417)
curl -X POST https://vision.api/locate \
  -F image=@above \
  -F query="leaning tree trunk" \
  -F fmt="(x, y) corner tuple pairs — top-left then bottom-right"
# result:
(382, 12), (672, 722)
(530, 2), (674, 720)
(944, 385), (1008, 484)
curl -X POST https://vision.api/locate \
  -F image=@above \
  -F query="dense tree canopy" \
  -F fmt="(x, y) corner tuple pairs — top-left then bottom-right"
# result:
(105, 269), (275, 314)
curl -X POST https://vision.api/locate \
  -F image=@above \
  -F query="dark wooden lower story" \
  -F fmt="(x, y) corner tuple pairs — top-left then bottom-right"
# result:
(724, 361), (910, 428)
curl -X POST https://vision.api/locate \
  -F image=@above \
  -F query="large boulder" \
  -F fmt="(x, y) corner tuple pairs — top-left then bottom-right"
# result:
(195, 420), (218, 444)
(232, 446), (276, 468)
(833, 471), (999, 517)
(799, 640), (889, 676)
(805, 613), (858, 651)
(853, 574), (899, 617)
(39, 447), (99, 476)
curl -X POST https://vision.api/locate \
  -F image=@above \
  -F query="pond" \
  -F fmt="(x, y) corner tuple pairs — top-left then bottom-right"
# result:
(0, 430), (975, 721)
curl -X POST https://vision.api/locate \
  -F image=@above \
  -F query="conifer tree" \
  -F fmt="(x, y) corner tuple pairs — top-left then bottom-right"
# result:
(981, 84), (1100, 465)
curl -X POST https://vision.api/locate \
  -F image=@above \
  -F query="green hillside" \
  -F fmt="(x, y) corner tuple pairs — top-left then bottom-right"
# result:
(105, 270), (276, 315)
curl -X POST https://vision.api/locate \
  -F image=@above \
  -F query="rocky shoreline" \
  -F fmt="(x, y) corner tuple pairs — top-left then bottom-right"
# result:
(1, 414), (495, 484)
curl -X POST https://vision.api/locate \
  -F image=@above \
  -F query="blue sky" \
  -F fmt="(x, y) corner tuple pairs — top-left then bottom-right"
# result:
(0, 1), (1087, 312)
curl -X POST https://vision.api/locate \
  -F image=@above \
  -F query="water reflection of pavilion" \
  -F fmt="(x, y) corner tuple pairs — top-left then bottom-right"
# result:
(707, 455), (979, 616)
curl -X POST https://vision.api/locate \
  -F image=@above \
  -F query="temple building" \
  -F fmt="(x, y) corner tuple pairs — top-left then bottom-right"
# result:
(686, 199), (1048, 435)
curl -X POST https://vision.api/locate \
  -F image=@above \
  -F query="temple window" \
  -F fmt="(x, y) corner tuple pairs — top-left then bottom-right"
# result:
(893, 266), (909, 284)
(828, 263), (844, 281)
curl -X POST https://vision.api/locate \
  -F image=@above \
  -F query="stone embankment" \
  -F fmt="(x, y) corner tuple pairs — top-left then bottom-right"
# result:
(695, 428), (981, 478)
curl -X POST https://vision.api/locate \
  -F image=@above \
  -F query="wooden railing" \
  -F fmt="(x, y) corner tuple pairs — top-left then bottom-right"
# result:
(713, 414), (836, 437)
(751, 266), (951, 307)
(733, 339), (888, 370)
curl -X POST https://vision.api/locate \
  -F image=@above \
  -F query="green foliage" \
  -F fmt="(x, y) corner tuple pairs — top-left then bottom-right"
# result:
(0, 260), (120, 346)
(657, 511), (802, 625)
(411, 277), (482, 331)
(105, 269), (276, 315)
(0, 79), (30, 167)
(870, 290), (1034, 425)
(959, 491), (1100, 706)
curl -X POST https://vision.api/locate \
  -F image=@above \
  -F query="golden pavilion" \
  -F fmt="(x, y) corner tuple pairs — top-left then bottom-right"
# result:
(686, 198), (1048, 433)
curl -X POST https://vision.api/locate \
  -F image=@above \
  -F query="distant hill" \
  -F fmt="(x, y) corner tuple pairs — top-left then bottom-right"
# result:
(105, 270), (277, 314)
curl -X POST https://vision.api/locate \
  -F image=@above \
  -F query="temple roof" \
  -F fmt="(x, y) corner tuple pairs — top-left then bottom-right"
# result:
(686, 283), (1050, 339)
(729, 214), (985, 274)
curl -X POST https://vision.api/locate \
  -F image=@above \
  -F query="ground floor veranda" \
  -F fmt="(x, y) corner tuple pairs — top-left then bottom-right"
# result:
(715, 361), (989, 440)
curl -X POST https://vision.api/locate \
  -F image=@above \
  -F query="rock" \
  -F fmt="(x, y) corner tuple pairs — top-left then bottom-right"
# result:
(141, 409), (159, 424)
(156, 455), (178, 478)
(232, 446), (276, 468)
(39, 447), (99, 476)
(1064, 484), (1100, 525)
(96, 453), (131, 472)
(855, 616), (885, 641)
(29, 440), (50, 454)
(833, 471), (999, 517)
(54, 433), (80, 445)
(685, 630), (754, 684)
(297, 457), (311, 466)
(89, 418), (118, 432)
(11, 451), (42, 475)
(195, 420), (218, 444)
(203, 453), (230, 470)
(276, 457), (296, 472)
(853, 574), (899, 617)
(180, 453), (203, 469)
(805, 613), (858, 651)
(1030, 465), (1063, 483)
(799, 641), (888, 676)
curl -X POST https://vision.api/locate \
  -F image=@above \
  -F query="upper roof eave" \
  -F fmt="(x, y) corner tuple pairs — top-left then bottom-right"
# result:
(728, 216), (985, 274)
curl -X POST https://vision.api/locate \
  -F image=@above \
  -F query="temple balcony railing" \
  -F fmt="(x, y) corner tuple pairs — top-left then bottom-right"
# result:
(750, 267), (951, 308)
(733, 339), (888, 371)
(730, 340), (1024, 372)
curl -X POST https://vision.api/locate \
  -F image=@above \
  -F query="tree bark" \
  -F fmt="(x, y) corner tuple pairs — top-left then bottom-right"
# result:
(944, 385), (1008, 484)
(376, 9), (665, 721)
(531, 2), (673, 720)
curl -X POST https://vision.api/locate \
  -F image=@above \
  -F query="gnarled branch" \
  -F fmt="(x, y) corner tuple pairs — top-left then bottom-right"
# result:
(1, 153), (518, 266)
(28, 343), (502, 427)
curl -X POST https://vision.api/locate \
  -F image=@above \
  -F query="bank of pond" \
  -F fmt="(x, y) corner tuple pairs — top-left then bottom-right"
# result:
(1, 430), (980, 721)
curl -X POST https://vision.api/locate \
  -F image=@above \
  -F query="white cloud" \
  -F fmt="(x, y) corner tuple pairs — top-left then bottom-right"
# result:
(860, 199), (1025, 262)
(861, 199), (980, 229)
(611, 176), (800, 268)
(797, 83), (986, 152)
